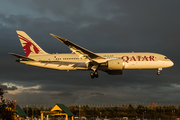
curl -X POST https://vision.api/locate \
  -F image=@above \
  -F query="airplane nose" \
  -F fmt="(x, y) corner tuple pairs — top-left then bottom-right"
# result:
(170, 61), (174, 67)
(167, 60), (174, 67)
(163, 60), (174, 68)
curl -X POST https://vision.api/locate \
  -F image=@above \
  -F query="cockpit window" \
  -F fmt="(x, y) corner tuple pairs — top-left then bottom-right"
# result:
(164, 56), (168, 59)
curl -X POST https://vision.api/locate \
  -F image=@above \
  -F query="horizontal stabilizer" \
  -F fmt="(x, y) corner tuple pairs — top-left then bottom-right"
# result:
(9, 53), (34, 61)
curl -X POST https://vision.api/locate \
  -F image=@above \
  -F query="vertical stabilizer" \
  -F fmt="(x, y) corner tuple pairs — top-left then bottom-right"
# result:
(16, 31), (48, 57)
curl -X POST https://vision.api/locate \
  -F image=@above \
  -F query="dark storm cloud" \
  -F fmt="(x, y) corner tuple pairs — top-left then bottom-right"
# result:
(50, 92), (73, 98)
(58, 92), (73, 97)
(90, 93), (104, 96)
(0, 0), (180, 104)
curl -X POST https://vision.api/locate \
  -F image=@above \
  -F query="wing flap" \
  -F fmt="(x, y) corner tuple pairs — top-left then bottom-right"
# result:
(40, 61), (87, 68)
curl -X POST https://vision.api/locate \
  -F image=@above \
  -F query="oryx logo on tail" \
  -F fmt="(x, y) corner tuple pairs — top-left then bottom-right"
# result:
(18, 34), (40, 57)
(16, 30), (47, 57)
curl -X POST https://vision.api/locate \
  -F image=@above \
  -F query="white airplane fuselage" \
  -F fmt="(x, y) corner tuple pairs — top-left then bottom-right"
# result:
(10, 31), (174, 78)
(19, 52), (173, 71)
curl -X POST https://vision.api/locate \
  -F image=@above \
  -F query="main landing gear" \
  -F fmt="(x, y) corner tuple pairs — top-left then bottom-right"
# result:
(157, 68), (162, 75)
(90, 71), (99, 79)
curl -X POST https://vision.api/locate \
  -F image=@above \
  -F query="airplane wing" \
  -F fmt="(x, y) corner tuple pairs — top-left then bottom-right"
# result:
(9, 53), (35, 61)
(50, 34), (106, 63)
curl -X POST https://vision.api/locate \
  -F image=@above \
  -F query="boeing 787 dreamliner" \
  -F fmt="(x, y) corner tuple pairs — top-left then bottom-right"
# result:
(9, 31), (174, 78)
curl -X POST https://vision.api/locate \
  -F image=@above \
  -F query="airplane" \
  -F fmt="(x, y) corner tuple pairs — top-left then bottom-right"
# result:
(9, 31), (174, 78)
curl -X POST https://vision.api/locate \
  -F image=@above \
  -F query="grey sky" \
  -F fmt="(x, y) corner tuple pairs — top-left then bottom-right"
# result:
(0, 0), (179, 105)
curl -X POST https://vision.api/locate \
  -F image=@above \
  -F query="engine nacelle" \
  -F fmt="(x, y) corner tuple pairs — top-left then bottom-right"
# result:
(108, 59), (125, 70)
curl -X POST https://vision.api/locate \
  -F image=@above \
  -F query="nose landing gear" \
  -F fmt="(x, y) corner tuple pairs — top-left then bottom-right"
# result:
(90, 71), (99, 79)
(157, 68), (162, 75)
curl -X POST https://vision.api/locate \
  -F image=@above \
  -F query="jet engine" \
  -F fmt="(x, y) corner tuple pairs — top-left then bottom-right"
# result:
(108, 59), (125, 70)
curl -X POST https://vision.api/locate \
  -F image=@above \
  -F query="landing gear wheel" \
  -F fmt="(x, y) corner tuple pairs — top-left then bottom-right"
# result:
(94, 71), (99, 78)
(157, 71), (161, 75)
(90, 71), (99, 78)
(90, 72), (95, 79)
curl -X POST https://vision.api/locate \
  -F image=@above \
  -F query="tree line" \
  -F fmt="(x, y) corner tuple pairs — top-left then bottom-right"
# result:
(21, 103), (180, 119)
(0, 88), (17, 120)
